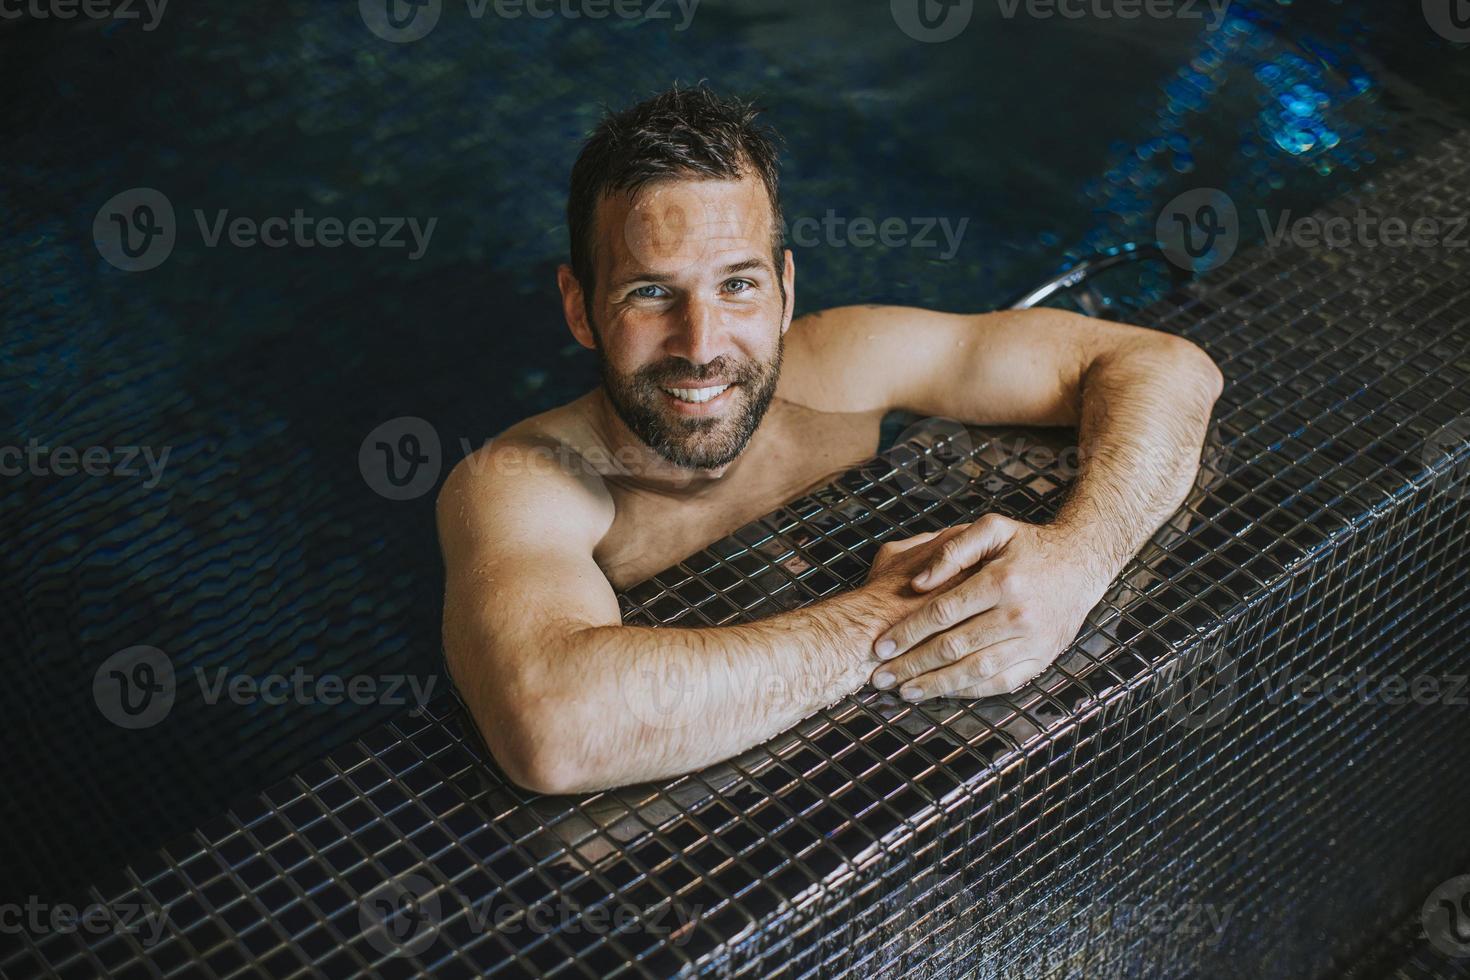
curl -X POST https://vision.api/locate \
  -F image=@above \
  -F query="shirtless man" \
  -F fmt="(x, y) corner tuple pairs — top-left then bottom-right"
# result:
(437, 86), (1223, 795)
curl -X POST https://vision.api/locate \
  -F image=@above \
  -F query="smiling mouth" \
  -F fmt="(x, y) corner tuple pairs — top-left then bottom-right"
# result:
(660, 383), (733, 404)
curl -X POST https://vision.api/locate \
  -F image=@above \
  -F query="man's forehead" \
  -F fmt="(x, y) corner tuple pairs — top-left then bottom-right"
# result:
(593, 174), (775, 277)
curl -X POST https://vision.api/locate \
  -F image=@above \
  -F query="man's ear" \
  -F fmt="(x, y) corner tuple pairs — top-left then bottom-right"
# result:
(558, 264), (597, 350)
(779, 248), (796, 335)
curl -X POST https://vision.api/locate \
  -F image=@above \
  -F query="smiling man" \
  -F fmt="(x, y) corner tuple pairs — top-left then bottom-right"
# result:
(437, 85), (1223, 794)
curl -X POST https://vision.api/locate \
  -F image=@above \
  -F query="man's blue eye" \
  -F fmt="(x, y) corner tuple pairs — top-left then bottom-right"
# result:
(632, 285), (665, 298)
(725, 279), (752, 292)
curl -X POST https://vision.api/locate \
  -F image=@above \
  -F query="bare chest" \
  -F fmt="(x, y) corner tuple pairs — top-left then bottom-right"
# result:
(593, 407), (887, 590)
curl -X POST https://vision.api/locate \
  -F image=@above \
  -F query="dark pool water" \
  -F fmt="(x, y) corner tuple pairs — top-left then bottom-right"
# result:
(2, 0), (1467, 902)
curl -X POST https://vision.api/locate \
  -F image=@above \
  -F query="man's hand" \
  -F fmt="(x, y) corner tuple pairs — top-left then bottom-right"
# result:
(865, 513), (1113, 701)
(859, 523), (974, 615)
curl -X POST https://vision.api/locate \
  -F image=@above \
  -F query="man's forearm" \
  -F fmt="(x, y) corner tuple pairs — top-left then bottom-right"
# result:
(495, 587), (889, 793)
(1050, 337), (1224, 587)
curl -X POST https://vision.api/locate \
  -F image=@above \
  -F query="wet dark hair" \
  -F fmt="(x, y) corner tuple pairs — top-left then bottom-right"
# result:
(566, 83), (786, 316)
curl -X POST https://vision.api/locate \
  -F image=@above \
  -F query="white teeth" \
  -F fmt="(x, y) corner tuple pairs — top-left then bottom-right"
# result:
(663, 384), (730, 404)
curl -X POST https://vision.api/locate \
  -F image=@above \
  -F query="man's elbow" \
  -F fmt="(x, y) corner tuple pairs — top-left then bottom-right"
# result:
(1163, 335), (1225, 401)
(475, 697), (600, 796)
(494, 740), (589, 796)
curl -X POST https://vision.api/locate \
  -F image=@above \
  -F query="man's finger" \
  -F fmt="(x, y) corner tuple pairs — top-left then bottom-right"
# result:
(895, 641), (1044, 701)
(880, 522), (964, 555)
(895, 529), (941, 548)
(874, 575), (1002, 660)
(912, 515), (1012, 591)
(953, 658), (1051, 699)
(872, 611), (1016, 689)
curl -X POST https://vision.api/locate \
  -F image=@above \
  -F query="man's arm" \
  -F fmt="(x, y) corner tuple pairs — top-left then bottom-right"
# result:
(784, 305), (1224, 699)
(437, 436), (956, 794)
(1031, 325), (1224, 582)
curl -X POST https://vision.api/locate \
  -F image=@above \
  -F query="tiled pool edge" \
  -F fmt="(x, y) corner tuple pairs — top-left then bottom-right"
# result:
(6, 131), (1470, 979)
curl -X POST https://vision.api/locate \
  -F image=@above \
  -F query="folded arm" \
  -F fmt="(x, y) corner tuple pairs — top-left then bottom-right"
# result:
(787, 304), (1225, 699)
(436, 437), (952, 794)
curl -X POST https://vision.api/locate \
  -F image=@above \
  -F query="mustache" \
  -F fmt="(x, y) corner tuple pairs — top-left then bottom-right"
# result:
(636, 357), (758, 388)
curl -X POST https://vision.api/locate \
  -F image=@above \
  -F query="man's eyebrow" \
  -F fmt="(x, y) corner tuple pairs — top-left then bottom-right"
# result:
(609, 270), (674, 292)
(720, 258), (769, 276)
(607, 257), (772, 293)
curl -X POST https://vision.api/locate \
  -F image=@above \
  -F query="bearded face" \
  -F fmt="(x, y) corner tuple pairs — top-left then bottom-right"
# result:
(595, 337), (783, 470)
(572, 173), (792, 472)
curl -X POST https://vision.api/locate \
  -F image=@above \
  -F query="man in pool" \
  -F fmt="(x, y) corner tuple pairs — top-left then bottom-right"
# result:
(436, 85), (1223, 794)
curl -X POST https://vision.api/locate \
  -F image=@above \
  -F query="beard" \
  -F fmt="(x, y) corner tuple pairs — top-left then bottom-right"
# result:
(596, 335), (783, 471)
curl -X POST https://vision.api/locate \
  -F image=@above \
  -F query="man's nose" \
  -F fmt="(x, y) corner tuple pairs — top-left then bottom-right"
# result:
(664, 295), (726, 367)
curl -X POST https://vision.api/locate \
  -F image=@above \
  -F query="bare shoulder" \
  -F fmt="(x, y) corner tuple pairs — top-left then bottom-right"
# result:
(779, 304), (950, 414)
(435, 396), (616, 561)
